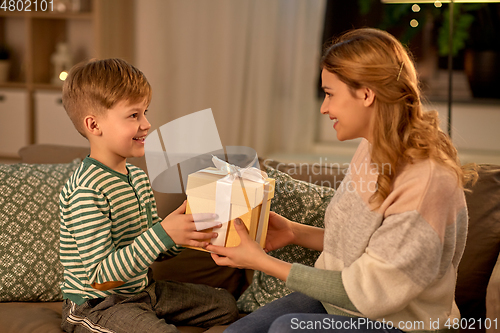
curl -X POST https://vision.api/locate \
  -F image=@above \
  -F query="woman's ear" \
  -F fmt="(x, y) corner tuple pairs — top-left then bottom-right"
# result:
(362, 88), (375, 107)
(84, 115), (101, 136)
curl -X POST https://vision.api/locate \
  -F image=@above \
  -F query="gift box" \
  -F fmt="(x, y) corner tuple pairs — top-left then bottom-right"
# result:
(185, 160), (275, 252)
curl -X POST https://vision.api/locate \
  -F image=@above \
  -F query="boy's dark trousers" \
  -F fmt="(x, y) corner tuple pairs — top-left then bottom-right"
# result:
(61, 279), (239, 333)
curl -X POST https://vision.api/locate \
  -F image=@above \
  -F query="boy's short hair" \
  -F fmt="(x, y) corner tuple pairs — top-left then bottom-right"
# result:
(62, 58), (152, 138)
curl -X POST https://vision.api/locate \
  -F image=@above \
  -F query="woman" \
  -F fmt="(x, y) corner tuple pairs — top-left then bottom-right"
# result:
(207, 28), (477, 333)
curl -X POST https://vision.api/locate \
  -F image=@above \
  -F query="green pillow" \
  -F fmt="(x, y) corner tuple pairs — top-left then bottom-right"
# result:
(237, 166), (335, 312)
(0, 160), (80, 302)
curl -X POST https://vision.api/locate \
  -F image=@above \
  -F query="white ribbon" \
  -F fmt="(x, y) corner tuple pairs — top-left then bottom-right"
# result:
(202, 156), (266, 182)
(195, 156), (267, 246)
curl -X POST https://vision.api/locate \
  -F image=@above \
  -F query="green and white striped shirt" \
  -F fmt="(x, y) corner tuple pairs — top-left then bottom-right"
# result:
(59, 157), (181, 305)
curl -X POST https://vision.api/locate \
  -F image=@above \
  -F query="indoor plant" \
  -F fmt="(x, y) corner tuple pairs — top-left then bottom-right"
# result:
(461, 4), (500, 98)
(358, 1), (500, 98)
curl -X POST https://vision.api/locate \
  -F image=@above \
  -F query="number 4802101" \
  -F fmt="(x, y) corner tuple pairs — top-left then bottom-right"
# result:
(0, 0), (54, 12)
(445, 318), (498, 330)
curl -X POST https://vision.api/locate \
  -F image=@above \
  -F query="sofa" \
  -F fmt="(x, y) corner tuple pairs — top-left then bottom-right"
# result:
(0, 144), (499, 333)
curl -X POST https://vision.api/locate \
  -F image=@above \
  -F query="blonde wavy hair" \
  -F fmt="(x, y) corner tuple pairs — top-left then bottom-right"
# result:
(321, 28), (477, 207)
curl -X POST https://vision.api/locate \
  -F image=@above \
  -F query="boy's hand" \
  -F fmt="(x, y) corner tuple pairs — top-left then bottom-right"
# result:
(161, 201), (221, 248)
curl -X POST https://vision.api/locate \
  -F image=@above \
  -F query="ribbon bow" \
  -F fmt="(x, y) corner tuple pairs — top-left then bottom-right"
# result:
(211, 155), (266, 184)
(192, 156), (268, 246)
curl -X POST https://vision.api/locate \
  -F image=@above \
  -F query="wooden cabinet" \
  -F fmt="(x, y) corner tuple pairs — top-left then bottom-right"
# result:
(0, 0), (134, 157)
(34, 90), (87, 146)
(0, 88), (29, 156)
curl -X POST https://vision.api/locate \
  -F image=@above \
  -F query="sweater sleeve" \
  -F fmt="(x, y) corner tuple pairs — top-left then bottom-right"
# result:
(286, 263), (358, 312)
(61, 187), (176, 290)
(147, 181), (184, 260)
(286, 212), (450, 319)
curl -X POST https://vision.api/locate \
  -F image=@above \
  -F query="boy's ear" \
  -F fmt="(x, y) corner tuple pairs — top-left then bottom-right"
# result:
(83, 115), (101, 136)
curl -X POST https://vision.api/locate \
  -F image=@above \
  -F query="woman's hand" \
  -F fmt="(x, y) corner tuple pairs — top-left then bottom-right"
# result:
(206, 218), (267, 270)
(264, 212), (296, 252)
(206, 218), (292, 281)
(268, 212), (326, 252)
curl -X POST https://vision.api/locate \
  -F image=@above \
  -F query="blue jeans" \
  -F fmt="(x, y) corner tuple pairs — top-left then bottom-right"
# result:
(224, 292), (403, 333)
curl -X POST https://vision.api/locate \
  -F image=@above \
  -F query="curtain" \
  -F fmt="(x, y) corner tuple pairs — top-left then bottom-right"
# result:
(135, 0), (326, 157)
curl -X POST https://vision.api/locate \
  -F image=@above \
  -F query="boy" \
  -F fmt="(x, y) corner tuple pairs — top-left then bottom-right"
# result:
(59, 58), (238, 333)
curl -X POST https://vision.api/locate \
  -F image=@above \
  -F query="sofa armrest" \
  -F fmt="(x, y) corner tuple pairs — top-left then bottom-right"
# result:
(18, 144), (90, 164)
(486, 253), (500, 333)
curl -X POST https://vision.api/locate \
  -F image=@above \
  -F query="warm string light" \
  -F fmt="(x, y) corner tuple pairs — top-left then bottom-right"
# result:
(409, 2), (442, 28)
(59, 71), (68, 81)
(381, 0), (500, 138)
(382, 0), (500, 2)
(410, 3), (423, 28)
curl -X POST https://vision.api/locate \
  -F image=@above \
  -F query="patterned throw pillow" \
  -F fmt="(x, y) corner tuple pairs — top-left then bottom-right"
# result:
(237, 166), (336, 312)
(0, 160), (80, 302)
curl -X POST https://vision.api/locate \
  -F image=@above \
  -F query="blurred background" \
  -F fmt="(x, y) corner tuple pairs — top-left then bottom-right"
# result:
(0, 0), (499, 165)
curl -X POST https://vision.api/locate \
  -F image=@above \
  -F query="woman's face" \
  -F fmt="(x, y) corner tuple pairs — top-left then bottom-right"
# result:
(320, 69), (375, 142)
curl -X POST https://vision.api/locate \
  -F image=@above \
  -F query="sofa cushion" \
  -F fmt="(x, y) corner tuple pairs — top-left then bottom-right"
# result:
(0, 303), (64, 333)
(0, 160), (80, 302)
(456, 164), (500, 322)
(261, 158), (347, 189)
(0, 302), (210, 333)
(236, 166), (336, 312)
(18, 144), (89, 164)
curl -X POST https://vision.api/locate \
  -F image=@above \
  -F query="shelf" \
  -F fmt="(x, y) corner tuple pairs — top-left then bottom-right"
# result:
(0, 12), (91, 19)
(33, 83), (62, 90)
(0, 12), (27, 18)
(0, 82), (27, 88)
(28, 11), (92, 19)
(426, 96), (500, 106)
(0, 10), (92, 20)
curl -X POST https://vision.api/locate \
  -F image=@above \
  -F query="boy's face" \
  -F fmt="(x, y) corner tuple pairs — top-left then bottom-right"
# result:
(97, 99), (151, 161)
